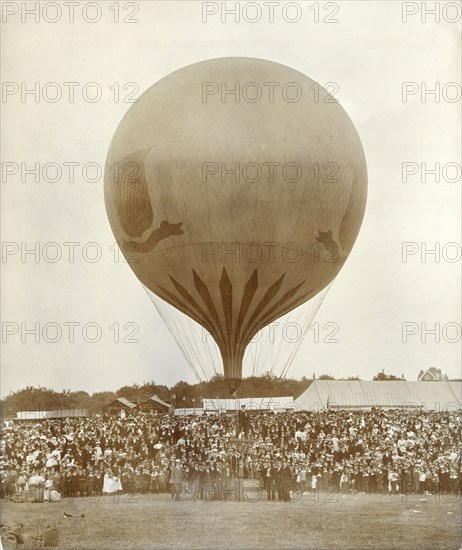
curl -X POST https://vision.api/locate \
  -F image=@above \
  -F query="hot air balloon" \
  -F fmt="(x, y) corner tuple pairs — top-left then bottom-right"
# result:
(104, 57), (367, 394)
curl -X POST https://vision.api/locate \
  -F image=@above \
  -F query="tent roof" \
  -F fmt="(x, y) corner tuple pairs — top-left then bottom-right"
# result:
(114, 397), (137, 409)
(142, 394), (171, 408)
(448, 381), (462, 403)
(295, 381), (462, 411)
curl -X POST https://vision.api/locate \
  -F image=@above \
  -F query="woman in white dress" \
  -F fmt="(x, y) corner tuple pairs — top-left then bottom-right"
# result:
(102, 469), (123, 494)
(45, 453), (59, 469)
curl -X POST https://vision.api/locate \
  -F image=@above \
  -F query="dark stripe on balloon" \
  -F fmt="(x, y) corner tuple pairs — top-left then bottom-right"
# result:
(153, 281), (213, 335)
(167, 274), (225, 348)
(219, 268), (234, 363)
(240, 279), (307, 346)
(237, 287), (316, 358)
(256, 288), (315, 334)
(192, 269), (225, 347)
(244, 273), (286, 333)
(219, 268), (233, 329)
(234, 269), (258, 343)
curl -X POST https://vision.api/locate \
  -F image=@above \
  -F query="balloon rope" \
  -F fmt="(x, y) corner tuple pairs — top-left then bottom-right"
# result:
(174, 311), (210, 381)
(279, 284), (332, 379)
(144, 288), (205, 383)
(160, 304), (201, 382)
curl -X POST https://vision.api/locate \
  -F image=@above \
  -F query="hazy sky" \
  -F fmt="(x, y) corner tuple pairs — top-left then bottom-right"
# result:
(1, 1), (461, 397)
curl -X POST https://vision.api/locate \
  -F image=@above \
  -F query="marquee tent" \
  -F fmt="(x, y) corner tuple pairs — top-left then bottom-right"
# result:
(295, 380), (462, 411)
(203, 396), (294, 412)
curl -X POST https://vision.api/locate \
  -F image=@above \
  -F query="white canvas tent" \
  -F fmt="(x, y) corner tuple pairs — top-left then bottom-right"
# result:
(15, 409), (88, 421)
(203, 396), (294, 412)
(295, 380), (462, 411)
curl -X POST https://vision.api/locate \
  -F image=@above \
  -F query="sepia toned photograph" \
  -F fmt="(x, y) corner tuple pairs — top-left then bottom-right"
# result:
(1, 1), (461, 549)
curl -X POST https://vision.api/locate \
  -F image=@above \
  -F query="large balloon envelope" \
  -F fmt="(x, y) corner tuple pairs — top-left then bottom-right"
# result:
(104, 57), (367, 394)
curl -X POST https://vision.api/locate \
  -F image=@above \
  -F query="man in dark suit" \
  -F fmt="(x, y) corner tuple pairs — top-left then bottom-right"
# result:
(201, 462), (214, 501)
(281, 460), (293, 502)
(238, 406), (249, 437)
(211, 462), (223, 501)
(274, 460), (284, 501)
(170, 459), (183, 501)
(189, 463), (201, 501)
(263, 461), (276, 501)
(81, 445), (92, 468)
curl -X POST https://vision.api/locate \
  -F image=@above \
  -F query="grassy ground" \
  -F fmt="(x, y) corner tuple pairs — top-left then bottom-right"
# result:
(1, 491), (461, 550)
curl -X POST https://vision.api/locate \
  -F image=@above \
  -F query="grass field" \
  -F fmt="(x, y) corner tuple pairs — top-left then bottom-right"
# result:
(1, 490), (461, 550)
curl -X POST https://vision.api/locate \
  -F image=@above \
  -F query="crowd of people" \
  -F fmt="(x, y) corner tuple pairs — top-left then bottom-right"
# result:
(1, 406), (461, 503)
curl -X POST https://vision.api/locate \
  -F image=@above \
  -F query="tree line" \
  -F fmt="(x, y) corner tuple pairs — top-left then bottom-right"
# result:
(2, 370), (458, 420)
(1, 374), (309, 418)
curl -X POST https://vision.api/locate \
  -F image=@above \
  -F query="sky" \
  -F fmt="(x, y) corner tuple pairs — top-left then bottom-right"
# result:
(1, 0), (461, 397)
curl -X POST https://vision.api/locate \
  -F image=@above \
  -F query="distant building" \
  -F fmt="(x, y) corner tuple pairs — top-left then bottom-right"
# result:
(15, 409), (88, 421)
(105, 397), (137, 415)
(138, 394), (171, 413)
(418, 367), (448, 381)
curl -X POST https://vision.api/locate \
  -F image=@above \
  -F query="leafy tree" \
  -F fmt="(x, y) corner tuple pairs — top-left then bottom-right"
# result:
(88, 391), (117, 414)
(0, 386), (93, 419)
(116, 383), (140, 398)
(373, 370), (405, 381)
